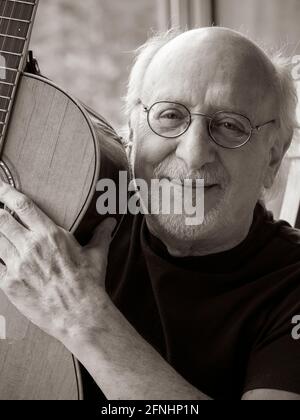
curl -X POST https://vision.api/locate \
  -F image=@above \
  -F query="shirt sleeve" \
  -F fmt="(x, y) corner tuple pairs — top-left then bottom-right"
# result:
(243, 295), (300, 396)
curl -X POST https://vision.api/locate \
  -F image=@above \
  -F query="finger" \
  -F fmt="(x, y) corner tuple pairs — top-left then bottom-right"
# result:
(0, 180), (54, 232)
(0, 209), (29, 251)
(0, 233), (19, 265)
(85, 218), (117, 263)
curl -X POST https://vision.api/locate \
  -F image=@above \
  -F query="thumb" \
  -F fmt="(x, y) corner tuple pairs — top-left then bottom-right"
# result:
(84, 218), (117, 260)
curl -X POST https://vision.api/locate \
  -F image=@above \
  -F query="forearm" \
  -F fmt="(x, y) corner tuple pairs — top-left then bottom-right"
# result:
(64, 294), (211, 400)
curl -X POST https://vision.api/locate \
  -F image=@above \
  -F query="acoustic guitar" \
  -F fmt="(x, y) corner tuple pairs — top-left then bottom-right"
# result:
(0, 0), (128, 399)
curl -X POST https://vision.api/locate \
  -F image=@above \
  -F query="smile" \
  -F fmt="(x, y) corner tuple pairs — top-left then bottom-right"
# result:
(167, 178), (220, 190)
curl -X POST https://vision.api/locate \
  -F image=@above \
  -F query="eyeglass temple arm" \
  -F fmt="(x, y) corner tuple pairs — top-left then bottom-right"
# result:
(254, 119), (276, 131)
(138, 100), (148, 112)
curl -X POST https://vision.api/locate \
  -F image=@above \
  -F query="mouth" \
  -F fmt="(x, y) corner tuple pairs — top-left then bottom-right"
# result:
(165, 178), (220, 190)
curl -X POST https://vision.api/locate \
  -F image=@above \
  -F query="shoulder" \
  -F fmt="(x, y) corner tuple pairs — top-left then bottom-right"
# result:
(272, 221), (300, 267)
(278, 223), (300, 246)
(260, 204), (300, 267)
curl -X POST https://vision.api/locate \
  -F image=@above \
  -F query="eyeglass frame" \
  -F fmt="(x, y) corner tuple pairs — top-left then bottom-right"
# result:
(140, 100), (276, 150)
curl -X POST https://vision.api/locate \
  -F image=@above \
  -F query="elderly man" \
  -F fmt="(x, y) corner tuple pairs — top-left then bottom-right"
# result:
(0, 27), (300, 401)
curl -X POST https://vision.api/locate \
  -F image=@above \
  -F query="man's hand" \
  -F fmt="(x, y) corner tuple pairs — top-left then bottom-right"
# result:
(0, 181), (207, 401)
(0, 179), (116, 343)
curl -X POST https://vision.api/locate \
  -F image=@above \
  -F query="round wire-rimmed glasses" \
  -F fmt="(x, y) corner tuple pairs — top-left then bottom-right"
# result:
(141, 100), (276, 149)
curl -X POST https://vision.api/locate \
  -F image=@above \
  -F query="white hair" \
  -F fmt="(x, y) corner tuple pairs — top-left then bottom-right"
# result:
(125, 28), (298, 133)
(268, 52), (299, 147)
(123, 28), (299, 199)
(260, 51), (299, 201)
(124, 29), (182, 118)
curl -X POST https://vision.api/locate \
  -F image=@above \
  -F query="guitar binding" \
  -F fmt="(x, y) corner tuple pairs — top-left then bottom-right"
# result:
(0, 159), (16, 215)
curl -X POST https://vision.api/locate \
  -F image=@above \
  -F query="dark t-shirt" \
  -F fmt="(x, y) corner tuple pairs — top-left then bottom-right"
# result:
(103, 201), (300, 400)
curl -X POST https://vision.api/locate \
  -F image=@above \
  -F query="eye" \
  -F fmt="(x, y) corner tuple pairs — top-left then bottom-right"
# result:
(215, 119), (246, 134)
(223, 122), (242, 131)
(158, 109), (185, 120)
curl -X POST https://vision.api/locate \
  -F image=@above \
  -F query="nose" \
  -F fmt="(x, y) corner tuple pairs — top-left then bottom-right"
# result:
(175, 118), (217, 171)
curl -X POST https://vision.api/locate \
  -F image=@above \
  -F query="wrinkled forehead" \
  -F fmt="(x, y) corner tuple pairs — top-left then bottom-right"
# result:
(142, 30), (278, 120)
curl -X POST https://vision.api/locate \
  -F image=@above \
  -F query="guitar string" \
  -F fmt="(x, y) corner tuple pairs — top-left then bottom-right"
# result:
(0, 0), (12, 133)
(1, 0), (19, 83)
(1, 0), (35, 49)
(0, 0), (11, 59)
(1, 0), (31, 76)
(0, 0), (30, 133)
(3, 0), (21, 58)
(0, 0), (19, 131)
(0, 0), (10, 29)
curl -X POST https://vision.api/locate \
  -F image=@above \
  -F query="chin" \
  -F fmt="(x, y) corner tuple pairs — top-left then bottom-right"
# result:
(146, 195), (231, 245)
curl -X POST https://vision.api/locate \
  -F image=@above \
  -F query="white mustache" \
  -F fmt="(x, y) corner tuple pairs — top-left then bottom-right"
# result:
(153, 159), (229, 187)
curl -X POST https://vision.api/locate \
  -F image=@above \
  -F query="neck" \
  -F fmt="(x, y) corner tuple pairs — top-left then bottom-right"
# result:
(145, 212), (255, 257)
(0, 0), (39, 148)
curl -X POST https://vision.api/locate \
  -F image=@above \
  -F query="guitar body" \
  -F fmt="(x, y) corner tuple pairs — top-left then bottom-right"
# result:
(0, 72), (128, 399)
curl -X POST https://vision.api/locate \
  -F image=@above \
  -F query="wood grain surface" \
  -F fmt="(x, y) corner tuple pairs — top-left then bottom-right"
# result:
(0, 73), (101, 400)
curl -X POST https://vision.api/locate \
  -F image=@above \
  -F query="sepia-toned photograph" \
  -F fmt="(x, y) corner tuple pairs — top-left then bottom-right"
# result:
(0, 0), (299, 403)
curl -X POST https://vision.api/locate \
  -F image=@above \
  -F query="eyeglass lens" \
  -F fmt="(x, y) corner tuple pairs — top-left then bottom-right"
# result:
(148, 102), (252, 148)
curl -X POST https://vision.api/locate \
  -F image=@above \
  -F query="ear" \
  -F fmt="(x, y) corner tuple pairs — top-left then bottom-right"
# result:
(128, 120), (134, 143)
(123, 121), (133, 149)
(124, 121), (135, 178)
(263, 131), (293, 189)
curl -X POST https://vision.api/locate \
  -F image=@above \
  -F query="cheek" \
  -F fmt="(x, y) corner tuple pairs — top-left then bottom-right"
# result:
(223, 140), (269, 194)
(134, 128), (177, 179)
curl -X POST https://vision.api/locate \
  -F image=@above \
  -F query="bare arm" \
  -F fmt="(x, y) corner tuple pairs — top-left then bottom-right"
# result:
(63, 296), (300, 401)
(64, 293), (211, 400)
(242, 390), (300, 400)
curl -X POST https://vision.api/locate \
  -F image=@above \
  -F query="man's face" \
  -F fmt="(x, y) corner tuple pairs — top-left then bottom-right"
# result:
(130, 29), (279, 255)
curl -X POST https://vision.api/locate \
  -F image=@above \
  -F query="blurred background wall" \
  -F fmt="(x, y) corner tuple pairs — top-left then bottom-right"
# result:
(31, 0), (158, 129)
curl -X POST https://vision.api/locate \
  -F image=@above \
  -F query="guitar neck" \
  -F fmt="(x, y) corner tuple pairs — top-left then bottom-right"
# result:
(0, 0), (39, 150)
